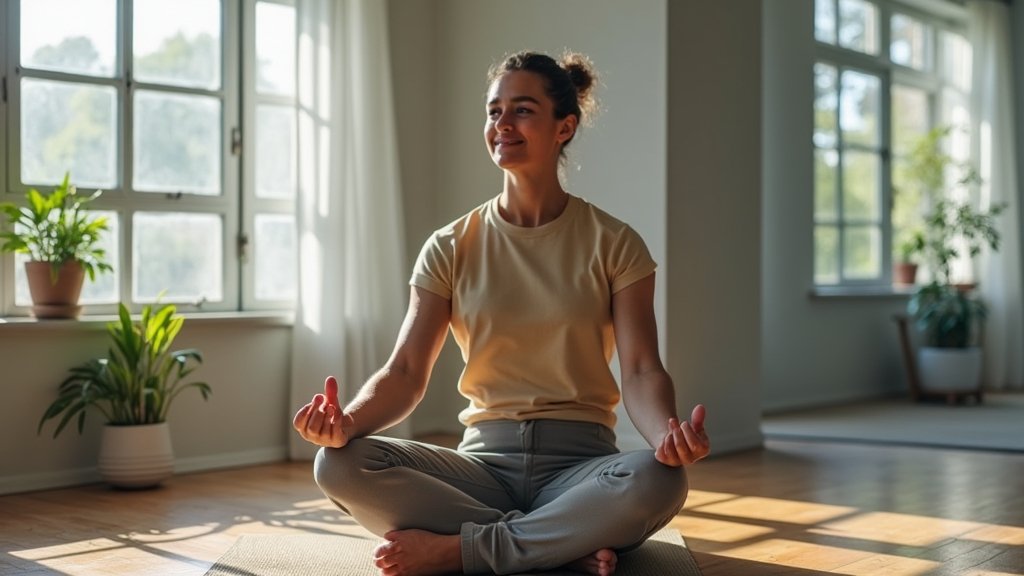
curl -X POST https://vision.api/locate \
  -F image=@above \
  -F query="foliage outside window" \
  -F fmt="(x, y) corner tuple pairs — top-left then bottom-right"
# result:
(0, 0), (299, 315)
(813, 0), (972, 287)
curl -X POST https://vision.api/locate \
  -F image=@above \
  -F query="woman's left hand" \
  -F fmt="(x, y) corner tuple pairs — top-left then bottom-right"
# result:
(655, 404), (710, 467)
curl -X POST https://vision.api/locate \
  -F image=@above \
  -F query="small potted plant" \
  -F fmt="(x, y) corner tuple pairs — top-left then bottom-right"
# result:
(38, 301), (211, 489)
(893, 230), (924, 287)
(0, 172), (112, 319)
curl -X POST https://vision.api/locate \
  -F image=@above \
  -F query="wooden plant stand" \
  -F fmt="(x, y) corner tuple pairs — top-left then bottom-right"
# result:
(893, 314), (984, 405)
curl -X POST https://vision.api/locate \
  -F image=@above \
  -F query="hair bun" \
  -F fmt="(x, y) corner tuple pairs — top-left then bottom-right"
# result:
(560, 52), (598, 124)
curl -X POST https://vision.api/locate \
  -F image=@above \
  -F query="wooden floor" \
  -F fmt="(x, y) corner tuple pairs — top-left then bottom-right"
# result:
(1, 439), (1022, 575)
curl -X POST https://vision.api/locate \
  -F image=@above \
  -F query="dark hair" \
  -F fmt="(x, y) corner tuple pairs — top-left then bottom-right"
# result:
(487, 50), (599, 150)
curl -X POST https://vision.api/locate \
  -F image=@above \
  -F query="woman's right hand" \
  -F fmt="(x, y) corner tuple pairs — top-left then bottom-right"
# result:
(293, 376), (355, 448)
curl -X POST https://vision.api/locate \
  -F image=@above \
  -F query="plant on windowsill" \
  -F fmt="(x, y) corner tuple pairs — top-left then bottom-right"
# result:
(893, 230), (925, 287)
(37, 301), (211, 489)
(0, 172), (112, 319)
(902, 127), (1006, 396)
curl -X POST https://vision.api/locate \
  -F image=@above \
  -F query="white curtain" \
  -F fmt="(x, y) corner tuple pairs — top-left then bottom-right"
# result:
(289, 0), (408, 459)
(969, 0), (1024, 390)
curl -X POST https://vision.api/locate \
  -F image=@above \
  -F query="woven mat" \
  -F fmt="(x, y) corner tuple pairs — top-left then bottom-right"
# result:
(204, 528), (702, 575)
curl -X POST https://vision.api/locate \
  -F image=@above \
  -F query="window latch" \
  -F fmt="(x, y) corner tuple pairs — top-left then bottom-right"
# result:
(231, 127), (242, 156)
(237, 232), (250, 262)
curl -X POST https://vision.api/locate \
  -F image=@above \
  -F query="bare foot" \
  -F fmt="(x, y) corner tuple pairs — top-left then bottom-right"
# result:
(372, 529), (462, 576)
(567, 548), (617, 575)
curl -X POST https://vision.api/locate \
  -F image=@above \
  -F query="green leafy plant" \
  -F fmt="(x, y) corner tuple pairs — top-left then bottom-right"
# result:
(896, 230), (925, 265)
(38, 301), (211, 438)
(920, 198), (1005, 287)
(900, 126), (1006, 348)
(0, 172), (112, 282)
(908, 283), (986, 348)
(898, 126), (1006, 285)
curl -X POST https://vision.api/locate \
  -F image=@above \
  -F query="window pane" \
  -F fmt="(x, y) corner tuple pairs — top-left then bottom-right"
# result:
(843, 226), (881, 279)
(256, 104), (297, 199)
(838, 0), (879, 54)
(20, 0), (116, 77)
(254, 214), (297, 301)
(133, 0), (222, 90)
(891, 85), (929, 157)
(815, 226), (839, 284)
(892, 157), (925, 261)
(256, 1), (297, 96)
(133, 212), (223, 302)
(843, 150), (881, 221)
(942, 91), (971, 163)
(134, 90), (221, 195)
(80, 211), (119, 304)
(815, 0), (837, 44)
(21, 79), (117, 189)
(942, 32), (972, 92)
(840, 70), (881, 147)
(815, 149), (839, 221)
(14, 211), (119, 306)
(814, 63), (838, 148)
(890, 14), (930, 70)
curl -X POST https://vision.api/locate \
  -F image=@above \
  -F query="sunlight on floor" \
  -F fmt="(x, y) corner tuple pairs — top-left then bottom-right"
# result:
(7, 489), (1022, 575)
(6, 498), (353, 575)
(676, 489), (1023, 576)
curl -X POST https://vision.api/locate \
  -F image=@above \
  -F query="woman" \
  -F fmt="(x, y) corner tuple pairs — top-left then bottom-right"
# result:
(293, 50), (710, 576)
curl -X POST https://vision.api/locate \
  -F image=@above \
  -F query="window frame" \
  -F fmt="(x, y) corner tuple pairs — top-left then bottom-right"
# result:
(240, 0), (298, 311)
(813, 0), (970, 289)
(0, 2), (7, 312)
(0, 0), (300, 317)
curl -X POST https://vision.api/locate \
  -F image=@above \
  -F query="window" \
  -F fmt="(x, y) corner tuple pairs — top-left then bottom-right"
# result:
(0, 0), (298, 314)
(813, 0), (971, 287)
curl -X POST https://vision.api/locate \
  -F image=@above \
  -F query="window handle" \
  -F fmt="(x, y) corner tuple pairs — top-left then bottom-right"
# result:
(231, 128), (242, 156)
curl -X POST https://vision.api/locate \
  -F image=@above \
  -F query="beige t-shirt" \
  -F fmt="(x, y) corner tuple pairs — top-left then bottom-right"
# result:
(410, 194), (656, 429)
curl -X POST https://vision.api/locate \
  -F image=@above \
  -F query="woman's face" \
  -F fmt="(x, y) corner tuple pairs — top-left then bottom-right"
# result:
(484, 71), (576, 172)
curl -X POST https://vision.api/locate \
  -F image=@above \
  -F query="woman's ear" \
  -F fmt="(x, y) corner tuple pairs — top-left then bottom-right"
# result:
(557, 115), (578, 143)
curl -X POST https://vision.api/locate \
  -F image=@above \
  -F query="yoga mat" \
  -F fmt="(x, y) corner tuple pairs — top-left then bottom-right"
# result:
(205, 527), (702, 575)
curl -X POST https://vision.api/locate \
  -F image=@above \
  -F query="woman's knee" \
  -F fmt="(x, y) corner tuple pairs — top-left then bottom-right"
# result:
(616, 450), (689, 514)
(313, 437), (383, 500)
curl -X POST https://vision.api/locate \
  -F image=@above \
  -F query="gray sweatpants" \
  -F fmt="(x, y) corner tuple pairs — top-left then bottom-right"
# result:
(313, 419), (688, 574)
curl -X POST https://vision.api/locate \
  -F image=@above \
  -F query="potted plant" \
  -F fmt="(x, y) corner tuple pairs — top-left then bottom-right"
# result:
(0, 172), (112, 319)
(38, 301), (211, 488)
(893, 230), (924, 286)
(903, 128), (1006, 395)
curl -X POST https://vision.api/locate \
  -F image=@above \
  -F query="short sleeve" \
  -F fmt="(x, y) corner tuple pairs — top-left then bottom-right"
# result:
(410, 231), (454, 300)
(608, 225), (657, 294)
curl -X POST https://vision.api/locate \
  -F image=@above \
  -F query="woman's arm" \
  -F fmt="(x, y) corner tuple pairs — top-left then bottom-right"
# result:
(293, 286), (451, 447)
(613, 273), (709, 466)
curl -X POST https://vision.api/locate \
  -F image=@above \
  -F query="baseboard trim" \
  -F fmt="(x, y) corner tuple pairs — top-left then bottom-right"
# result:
(0, 447), (288, 496)
(174, 446), (289, 475)
(0, 467), (101, 496)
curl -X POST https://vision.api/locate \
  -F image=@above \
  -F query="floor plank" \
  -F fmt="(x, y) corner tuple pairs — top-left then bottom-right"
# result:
(1, 439), (1021, 575)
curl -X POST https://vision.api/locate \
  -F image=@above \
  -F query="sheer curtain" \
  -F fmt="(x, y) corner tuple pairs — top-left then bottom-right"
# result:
(289, 0), (408, 459)
(969, 0), (1024, 390)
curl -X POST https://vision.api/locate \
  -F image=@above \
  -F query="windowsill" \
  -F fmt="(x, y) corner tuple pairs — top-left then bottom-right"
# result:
(0, 310), (294, 331)
(809, 285), (919, 300)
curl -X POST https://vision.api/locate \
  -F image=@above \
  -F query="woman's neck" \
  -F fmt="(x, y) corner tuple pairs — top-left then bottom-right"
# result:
(499, 171), (567, 227)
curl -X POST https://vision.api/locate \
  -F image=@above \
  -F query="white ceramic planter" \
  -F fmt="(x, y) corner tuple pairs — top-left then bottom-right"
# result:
(97, 422), (174, 489)
(917, 347), (982, 392)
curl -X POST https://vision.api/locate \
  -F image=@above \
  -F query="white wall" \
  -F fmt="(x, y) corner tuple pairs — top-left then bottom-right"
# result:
(0, 318), (292, 495)
(666, 1), (764, 453)
(761, 0), (912, 413)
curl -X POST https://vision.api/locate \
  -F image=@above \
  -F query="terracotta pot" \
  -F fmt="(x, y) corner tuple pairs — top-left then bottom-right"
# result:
(97, 422), (175, 489)
(24, 260), (85, 319)
(893, 262), (918, 286)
